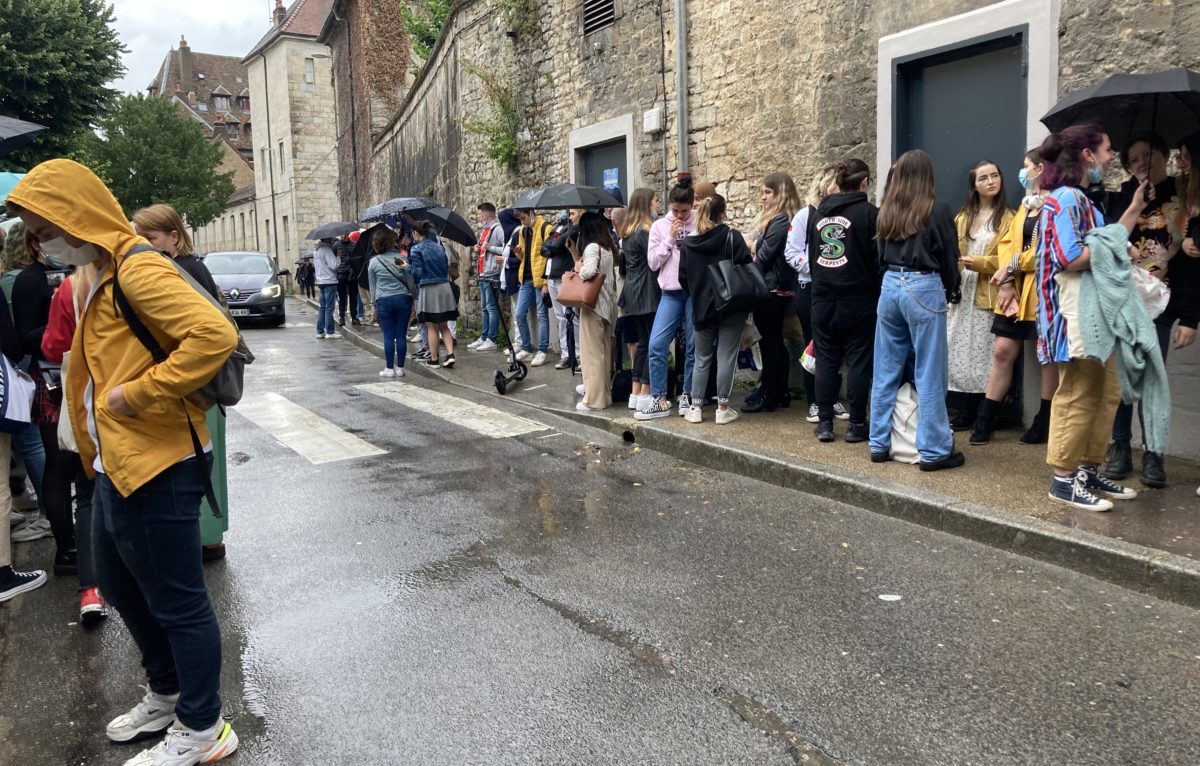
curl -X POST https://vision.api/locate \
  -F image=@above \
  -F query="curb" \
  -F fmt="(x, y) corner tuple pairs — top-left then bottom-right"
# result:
(319, 301), (1200, 608)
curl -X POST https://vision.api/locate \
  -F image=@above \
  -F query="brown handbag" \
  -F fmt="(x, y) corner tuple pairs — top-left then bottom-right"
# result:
(557, 269), (605, 310)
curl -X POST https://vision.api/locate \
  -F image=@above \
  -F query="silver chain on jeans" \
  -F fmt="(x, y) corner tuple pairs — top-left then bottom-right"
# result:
(898, 274), (949, 314)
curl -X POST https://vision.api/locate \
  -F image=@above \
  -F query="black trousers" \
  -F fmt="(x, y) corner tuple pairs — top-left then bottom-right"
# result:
(812, 298), (875, 423)
(793, 283), (818, 405)
(752, 293), (792, 405)
(337, 279), (360, 320)
(629, 313), (654, 384)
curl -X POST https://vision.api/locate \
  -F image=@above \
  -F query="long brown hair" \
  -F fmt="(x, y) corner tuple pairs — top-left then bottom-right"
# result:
(132, 204), (194, 257)
(695, 194), (727, 235)
(877, 150), (937, 242)
(960, 159), (1011, 232)
(756, 172), (800, 233)
(619, 187), (656, 239)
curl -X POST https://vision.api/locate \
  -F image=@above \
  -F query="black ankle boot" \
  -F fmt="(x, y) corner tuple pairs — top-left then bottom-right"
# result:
(969, 398), (1002, 445)
(53, 548), (78, 576)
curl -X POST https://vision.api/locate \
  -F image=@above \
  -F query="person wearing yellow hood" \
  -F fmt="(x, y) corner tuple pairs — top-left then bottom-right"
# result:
(6, 159), (240, 766)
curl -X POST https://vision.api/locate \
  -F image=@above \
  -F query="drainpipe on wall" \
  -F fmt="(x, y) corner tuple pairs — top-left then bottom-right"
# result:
(674, 0), (688, 173)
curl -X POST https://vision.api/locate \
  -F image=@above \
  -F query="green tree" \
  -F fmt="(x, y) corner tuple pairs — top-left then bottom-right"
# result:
(398, 0), (450, 68)
(83, 94), (235, 227)
(0, 0), (126, 170)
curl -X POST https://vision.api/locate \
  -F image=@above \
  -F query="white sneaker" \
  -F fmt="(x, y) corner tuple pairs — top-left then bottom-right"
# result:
(575, 384), (586, 396)
(677, 392), (692, 416)
(106, 688), (180, 742)
(379, 368), (396, 378)
(576, 402), (602, 412)
(530, 351), (548, 367)
(11, 517), (51, 543)
(684, 406), (702, 424)
(9, 508), (26, 527)
(638, 394), (653, 411)
(833, 402), (850, 420)
(628, 395), (639, 410)
(474, 339), (497, 352)
(326, 332), (343, 339)
(467, 338), (484, 350)
(315, 333), (326, 340)
(123, 721), (239, 766)
(715, 408), (740, 425)
(395, 368), (406, 378)
(515, 349), (533, 362)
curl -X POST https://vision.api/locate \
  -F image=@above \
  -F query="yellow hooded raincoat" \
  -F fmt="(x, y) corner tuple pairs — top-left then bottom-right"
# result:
(6, 160), (238, 497)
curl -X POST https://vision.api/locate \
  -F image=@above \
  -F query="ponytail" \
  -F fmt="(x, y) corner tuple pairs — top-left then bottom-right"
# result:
(695, 194), (726, 235)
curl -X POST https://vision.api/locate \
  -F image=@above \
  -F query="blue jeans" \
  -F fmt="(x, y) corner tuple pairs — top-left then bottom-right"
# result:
(11, 423), (46, 516)
(478, 278), (500, 342)
(93, 456), (222, 730)
(649, 290), (694, 398)
(516, 280), (549, 353)
(869, 270), (954, 462)
(375, 293), (413, 368)
(317, 284), (338, 335)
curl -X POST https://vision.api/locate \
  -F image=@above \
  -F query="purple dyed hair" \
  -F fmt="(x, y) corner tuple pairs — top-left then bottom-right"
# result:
(1037, 122), (1109, 191)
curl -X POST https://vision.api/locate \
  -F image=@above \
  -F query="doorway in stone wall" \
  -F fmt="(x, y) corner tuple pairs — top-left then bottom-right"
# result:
(894, 33), (1027, 210)
(580, 138), (628, 203)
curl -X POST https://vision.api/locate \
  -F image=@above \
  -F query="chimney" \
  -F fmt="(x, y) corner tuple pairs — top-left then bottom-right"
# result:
(179, 35), (192, 90)
(273, 0), (287, 27)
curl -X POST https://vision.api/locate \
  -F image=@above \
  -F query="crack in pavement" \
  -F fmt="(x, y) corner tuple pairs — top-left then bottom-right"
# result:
(714, 686), (860, 766)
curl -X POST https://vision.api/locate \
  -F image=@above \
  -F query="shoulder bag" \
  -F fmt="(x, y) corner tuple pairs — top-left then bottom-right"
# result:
(707, 230), (769, 316)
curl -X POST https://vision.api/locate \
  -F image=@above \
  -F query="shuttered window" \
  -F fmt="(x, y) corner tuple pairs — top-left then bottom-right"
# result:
(583, 0), (615, 35)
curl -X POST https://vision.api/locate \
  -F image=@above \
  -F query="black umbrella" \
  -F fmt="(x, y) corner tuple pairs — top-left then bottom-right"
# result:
(360, 196), (438, 223)
(350, 223), (389, 262)
(411, 206), (475, 247)
(511, 183), (625, 210)
(305, 221), (358, 240)
(0, 115), (48, 157)
(1041, 68), (1200, 146)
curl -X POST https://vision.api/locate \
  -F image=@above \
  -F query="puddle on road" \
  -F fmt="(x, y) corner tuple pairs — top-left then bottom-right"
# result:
(714, 687), (857, 766)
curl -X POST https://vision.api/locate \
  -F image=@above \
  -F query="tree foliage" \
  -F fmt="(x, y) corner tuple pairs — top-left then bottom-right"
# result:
(82, 95), (235, 227)
(398, 0), (450, 70)
(0, 0), (126, 170)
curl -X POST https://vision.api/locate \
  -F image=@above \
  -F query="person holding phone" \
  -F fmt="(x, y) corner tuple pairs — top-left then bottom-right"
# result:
(369, 227), (416, 377)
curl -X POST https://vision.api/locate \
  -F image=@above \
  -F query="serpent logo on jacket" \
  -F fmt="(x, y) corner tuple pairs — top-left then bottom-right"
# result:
(816, 216), (851, 268)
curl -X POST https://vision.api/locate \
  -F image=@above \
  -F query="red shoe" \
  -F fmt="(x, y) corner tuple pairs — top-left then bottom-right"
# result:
(79, 587), (108, 627)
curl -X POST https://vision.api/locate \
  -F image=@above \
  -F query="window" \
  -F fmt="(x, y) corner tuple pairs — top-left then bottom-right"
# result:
(278, 140), (285, 168)
(239, 213), (246, 248)
(304, 58), (315, 84)
(226, 123), (239, 140)
(282, 216), (290, 257)
(583, 0), (615, 35)
(214, 95), (231, 111)
(239, 96), (250, 112)
(261, 148), (268, 171)
(197, 102), (208, 112)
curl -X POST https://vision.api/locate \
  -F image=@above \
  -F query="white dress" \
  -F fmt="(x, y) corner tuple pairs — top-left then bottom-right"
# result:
(946, 222), (997, 393)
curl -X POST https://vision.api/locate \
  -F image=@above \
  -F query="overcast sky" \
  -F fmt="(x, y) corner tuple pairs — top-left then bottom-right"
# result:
(109, 0), (278, 94)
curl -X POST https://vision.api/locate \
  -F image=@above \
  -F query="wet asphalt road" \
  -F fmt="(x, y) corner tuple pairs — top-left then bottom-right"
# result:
(2, 299), (1199, 765)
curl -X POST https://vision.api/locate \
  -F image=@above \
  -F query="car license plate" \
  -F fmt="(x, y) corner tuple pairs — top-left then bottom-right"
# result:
(230, 309), (250, 317)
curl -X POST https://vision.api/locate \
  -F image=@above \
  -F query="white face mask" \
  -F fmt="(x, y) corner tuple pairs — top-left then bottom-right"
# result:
(39, 237), (100, 267)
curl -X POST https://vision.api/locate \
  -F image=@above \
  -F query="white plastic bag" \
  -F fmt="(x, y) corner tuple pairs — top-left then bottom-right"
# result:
(57, 351), (78, 452)
(1131, 264), (1170, 320)
(891, 383), (920, 464)
(800, 340), (816, 374)
(0, 356), (35, 433)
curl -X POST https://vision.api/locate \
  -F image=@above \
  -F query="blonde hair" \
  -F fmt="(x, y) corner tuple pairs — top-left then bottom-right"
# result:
(695, 194), (726, 235)
(806, 166), (837, 208)
(619, 188), (656, 239)
(69, 263), (98, 323)
(132, 204), (194, 257)
(755, 172), (801, 233)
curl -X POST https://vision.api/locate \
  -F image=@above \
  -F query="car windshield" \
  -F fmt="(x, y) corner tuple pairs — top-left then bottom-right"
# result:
(204, 253), (273, 275)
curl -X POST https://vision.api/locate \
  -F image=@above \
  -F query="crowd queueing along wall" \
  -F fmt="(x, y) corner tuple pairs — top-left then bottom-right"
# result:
(336, 0), (1200, 456)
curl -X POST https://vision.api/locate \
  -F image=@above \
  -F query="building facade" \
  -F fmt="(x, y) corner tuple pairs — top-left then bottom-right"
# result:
(192, 185), (259, 254)
(243, 0), (339, 271)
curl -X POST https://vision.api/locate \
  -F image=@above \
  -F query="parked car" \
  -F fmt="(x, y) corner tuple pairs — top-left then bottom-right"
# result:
(202, 251), (287, 326)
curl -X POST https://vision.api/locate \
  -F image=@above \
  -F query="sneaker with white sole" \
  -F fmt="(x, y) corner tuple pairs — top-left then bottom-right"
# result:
(325, 332), (342, 339)
(9, 508), (26, 527)
(515, 349), (532, 362)
(474, 339), (497, 352)
(833, 402), (850, 420)
(467, 338), (484, 350)
(379, 368), (396, 378)
(627, 395), (639, 410)
(315, 333), (326, 340)
(530, 351), (547, 367)
(395, 368), (406, 378)
(123, 721), (239, 766)
(1048, 470), (1113, 512)
(12, 491), (39, 511)
(677, 392), (692, 416)
(1081, 466), (1137, 500)
(715, 408), (740, 425)
(806, 404), (819, 423)
(575, 384), (586, 396)
(106, 688), (180, 742)
(576, 402), (602, 412)
(0, 567), (46, 602)
(634, 396), (673, 420)
(11, 517), (51, 543)
(684, 406), (702, 424)
(79, 586), (109, 626)
(638, 394), (653, 411)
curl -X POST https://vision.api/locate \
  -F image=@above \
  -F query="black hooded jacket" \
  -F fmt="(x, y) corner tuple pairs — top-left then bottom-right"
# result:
(755, 213), (797, 293)
(808, 191), (880, 303)
(679, 223), (753, 328)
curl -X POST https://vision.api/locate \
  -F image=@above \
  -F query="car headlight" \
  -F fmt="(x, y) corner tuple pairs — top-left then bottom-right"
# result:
(260, 284), (282, 298)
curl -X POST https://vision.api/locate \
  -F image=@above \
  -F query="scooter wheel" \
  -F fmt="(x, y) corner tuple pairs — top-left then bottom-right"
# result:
(494, 370), (508, 395)
(515, 362), (529, 381)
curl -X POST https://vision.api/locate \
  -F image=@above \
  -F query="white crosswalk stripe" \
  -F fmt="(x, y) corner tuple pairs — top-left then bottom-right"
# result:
(357, 382), (548, 439)
(235, 392), (386, 464)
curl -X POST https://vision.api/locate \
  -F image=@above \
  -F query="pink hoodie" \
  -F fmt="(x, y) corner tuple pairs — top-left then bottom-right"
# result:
(647, 210), (697, 291)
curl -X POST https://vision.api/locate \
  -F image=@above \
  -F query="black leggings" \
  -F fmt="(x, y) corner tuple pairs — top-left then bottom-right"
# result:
(38, 421), (76, 556)
(753, 294), (792, 405)
(629, 313), (654, 384)
(793, 284), (817, 405)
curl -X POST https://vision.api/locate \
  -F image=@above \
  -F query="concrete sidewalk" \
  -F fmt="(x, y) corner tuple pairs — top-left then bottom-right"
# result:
(293, 298), (1200, 606)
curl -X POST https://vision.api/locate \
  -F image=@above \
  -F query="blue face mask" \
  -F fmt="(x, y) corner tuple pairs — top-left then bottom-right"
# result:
(1087, 162), (1104, 185)
(1018, 168), (1034, 192)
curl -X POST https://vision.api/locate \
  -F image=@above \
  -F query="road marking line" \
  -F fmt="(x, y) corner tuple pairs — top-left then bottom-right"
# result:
(524, 384), (547, 391)
(357, 382), (548, 439)
(235, 392), (386, 464)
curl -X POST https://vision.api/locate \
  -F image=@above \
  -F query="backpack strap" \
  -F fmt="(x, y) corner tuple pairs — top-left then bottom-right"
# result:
(112, 246), (223, 518)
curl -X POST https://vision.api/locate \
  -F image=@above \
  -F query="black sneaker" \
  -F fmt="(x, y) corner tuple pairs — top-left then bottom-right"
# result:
(1104, 440), (1132, 479)
(0, 567), (47, 603)
(949, 412), (973, 432)
(1019, 416), (1048, 444)
(1049, 471), (1113, 512)
(1140, 452), (1167, 488)
(870, 450), (893, 463)
(412, 348), (432, 362)
(440, 355), (456, 369)
(919, 451), (966, 472)
(1081, 466), (1138, 500)
(53, 549), (78, 577)
(815, 420), (835, 443)
(844, 422), (868, 443)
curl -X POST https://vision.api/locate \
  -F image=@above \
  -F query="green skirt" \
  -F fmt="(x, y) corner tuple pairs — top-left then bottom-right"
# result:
(200, 407), (229, 545)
